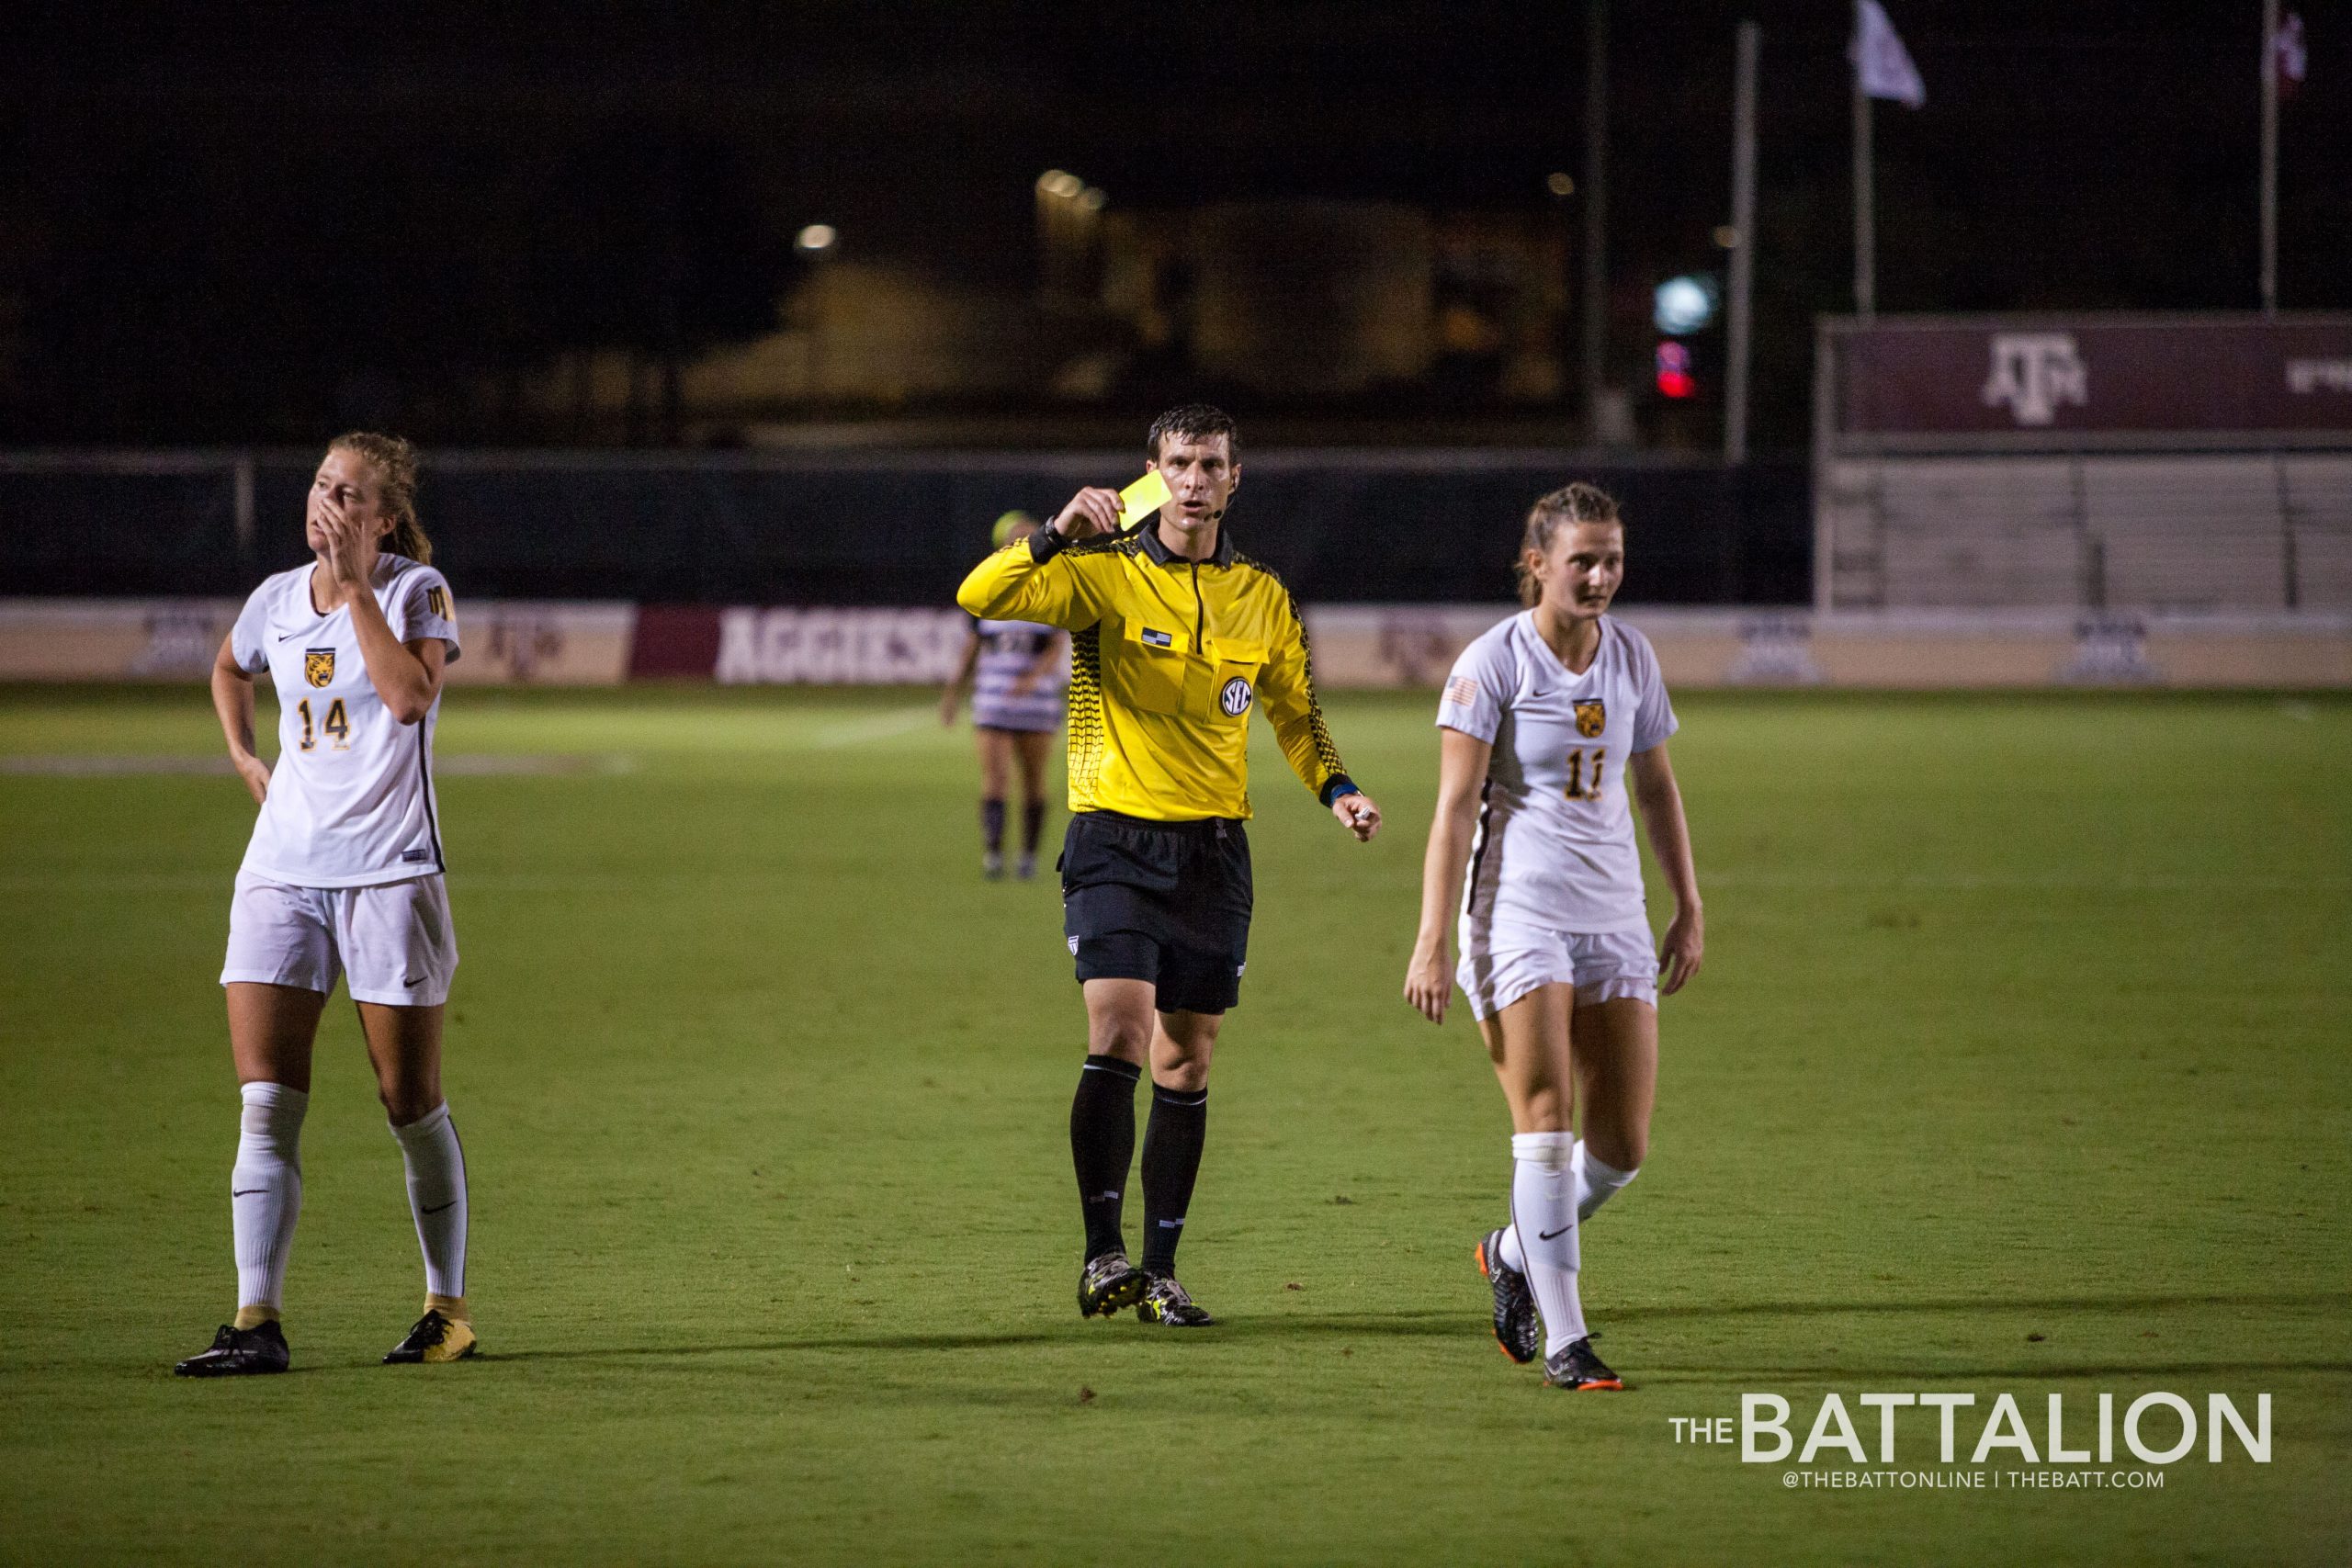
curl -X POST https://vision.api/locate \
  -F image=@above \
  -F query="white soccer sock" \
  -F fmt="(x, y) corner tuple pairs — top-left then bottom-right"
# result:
(390, 1102), (468, 1303)
(1510, 1131), (1586, 1355)
(1498, 1139), (1642, 1269)
(1575, 1140), (1640, 1222)
(232, 1081), (307, 1321)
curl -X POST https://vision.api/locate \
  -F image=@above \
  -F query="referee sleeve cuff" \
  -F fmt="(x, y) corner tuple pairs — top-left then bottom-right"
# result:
(1029, 525), (1070, 562)
(1318, 773), (1359, 807)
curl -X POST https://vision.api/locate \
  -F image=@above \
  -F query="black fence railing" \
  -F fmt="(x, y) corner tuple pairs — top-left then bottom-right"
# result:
(0, 449), (1811, 606)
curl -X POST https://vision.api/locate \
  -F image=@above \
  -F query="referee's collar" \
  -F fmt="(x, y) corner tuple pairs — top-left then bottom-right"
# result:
(1137, 519), (1236, 569)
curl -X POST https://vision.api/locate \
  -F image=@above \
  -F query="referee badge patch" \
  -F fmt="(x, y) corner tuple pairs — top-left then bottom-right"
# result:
(304, 649), (336, 687)
(1575, 699), (1607, 738)
(1142, 627), (1175, 649)
(1219, 676), (1254, 716)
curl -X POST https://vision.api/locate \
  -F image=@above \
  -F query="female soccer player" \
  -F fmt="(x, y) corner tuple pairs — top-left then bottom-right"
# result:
(1402, 482), (1702, 1392)
(175, 433), (476, 1376)
(940, 511), (1069, 879)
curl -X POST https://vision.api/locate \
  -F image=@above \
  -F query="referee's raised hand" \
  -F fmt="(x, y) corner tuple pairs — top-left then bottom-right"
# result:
(1050, 487), (1125, 540)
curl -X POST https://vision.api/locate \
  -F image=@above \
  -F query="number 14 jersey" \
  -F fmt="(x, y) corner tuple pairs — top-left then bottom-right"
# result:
(1438, 612), (1677, 934)
(229, 554), (462, 888)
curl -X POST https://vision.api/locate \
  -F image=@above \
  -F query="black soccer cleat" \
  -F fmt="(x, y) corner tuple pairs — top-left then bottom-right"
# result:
(383, 1308), (478, 1364)
(174, 1320), (290, 1378)
(1135, 1274), (1215, 1327)
(1078, 1251), (1147, 1319)
(1543, 1335), (1624, 1391)
(1476, 1228), (1541, 1364)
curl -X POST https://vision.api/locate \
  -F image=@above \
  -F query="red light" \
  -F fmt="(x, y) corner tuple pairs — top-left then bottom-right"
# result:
(1655, 341), (1694, 399)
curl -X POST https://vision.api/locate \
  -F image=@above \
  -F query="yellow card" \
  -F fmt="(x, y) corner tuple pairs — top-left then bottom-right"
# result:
(1119, 471), (1170, 526)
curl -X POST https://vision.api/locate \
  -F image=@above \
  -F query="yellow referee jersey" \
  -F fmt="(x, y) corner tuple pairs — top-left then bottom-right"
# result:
(956, 523), (1354, 821)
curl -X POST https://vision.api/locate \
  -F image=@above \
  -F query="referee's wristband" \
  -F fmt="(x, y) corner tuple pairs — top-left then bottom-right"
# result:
(1029, 524), (1072, 562)
(1319, 773), (1360, 808)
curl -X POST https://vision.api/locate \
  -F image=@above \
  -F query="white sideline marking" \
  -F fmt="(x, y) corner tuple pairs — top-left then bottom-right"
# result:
(810, 706), (938, 749)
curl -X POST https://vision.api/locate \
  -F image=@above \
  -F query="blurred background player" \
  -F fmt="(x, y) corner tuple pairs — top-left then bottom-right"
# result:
(939, 510), (1069, 878)
(1402, 482), (1703, 1392)
(957, 404), (1381, 1328)
(175, 433), (478, 1376)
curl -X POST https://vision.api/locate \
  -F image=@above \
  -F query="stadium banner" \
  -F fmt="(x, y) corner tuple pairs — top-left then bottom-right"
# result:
(0, 599), (636, 684)
(1825, 313), (2352, 450)
(1303, 605), (2352, 690)
(6, 600), (2348, 688)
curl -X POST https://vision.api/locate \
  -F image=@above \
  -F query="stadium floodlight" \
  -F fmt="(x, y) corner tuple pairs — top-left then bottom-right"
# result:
(1653, 275), (1716, 335)
(796, 223), (837, 254)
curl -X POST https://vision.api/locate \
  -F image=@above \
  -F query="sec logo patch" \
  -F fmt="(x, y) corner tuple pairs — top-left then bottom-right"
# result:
(1219, 677), (1254, 716)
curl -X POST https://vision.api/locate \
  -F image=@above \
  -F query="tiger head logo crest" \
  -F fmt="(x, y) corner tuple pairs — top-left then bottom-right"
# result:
(1574, 699), (1606, 739)
(304, 649), (336, 687)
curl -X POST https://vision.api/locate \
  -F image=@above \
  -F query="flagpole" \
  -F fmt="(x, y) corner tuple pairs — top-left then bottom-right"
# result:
(1852, 3), (1875, 320)
(2260, 0), (2279, 316)
(1725, 19), (1760, 463)
(1581, 0), (1611, 441)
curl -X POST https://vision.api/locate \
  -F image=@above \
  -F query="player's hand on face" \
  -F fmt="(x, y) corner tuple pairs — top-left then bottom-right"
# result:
(318, 497), (376, 590)
(1657, 905), (1704, 996)
(1403, 941), (1451, 1024)
(1051, 487), (1124, 540)
(232, 752), (272, 807)
(1332, 790), (1380, 842)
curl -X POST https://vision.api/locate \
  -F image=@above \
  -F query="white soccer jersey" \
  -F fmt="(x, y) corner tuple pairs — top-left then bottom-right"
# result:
(1438, 612), (1678, 933)
(229, 554), (462, 888)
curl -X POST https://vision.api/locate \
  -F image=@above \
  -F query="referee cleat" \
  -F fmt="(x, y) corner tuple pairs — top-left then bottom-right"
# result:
(1136, 1274), (1215, 1327)
(1543, 1336), (1624, 1391)
(1015, 852), (1037, 881)
(1078, 1251), (1147, 1319)
(383, 1308), (478, 1365)
(174, 1320), (289, 1377)
(1476, 1228), (1541, 1364)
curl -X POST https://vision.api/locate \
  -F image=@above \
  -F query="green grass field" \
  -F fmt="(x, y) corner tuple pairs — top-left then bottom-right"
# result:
(2, 683), (2347, 1566)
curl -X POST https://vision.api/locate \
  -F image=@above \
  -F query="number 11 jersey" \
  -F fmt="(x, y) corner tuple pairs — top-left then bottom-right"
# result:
(1438, 611), (1677, 934)
(229, 555), (463, 888)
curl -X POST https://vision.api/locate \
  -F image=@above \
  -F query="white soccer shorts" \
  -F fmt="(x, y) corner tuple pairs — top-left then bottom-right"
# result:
(221, 872), (458, 1008)
(1455, 916), (1657, 1020)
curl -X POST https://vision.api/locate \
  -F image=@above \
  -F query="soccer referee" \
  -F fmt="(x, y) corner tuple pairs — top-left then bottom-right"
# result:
(956, 404), (1381, 1327)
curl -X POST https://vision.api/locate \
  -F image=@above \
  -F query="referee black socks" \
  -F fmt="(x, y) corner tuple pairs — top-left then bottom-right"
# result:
(1141, 1084), (1208, 1278)
(1070, 1055), (1141, 1261)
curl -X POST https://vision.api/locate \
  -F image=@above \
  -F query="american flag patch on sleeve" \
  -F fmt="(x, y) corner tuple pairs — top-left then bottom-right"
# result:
(1443, 676), (1479, 708)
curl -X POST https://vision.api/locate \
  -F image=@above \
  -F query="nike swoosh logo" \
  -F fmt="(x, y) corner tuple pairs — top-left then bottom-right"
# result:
(403, 976), (424, 987)
(1538, 1226), (1571, 1241)
(232, 1189), (266, 1197)
(421, 1200), (458, 1215)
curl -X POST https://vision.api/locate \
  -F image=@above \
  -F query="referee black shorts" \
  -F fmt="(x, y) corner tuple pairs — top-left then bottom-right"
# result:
(1058, 809), (1253, 1015)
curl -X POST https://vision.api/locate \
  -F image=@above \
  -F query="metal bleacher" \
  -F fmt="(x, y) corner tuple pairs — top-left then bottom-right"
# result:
(1826, 453), (2352, 612)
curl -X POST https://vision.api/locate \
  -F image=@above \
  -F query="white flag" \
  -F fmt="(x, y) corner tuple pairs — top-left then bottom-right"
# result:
(2271, 12), (2307, 93)
(1852, 1), (1927, 107)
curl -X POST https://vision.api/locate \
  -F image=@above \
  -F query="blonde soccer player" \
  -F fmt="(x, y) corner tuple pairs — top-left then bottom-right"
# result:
(940, 511), (1069, 879)
(175, 433), (476, 1376)
(1402, 482), (1702, 1391)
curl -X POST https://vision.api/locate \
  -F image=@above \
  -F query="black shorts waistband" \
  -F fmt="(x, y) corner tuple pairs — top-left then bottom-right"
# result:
(1074, 809), (1243, 839)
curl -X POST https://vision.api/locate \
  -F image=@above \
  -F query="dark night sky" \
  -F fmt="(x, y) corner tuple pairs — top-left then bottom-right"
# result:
(6, 1), (2346, 447)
